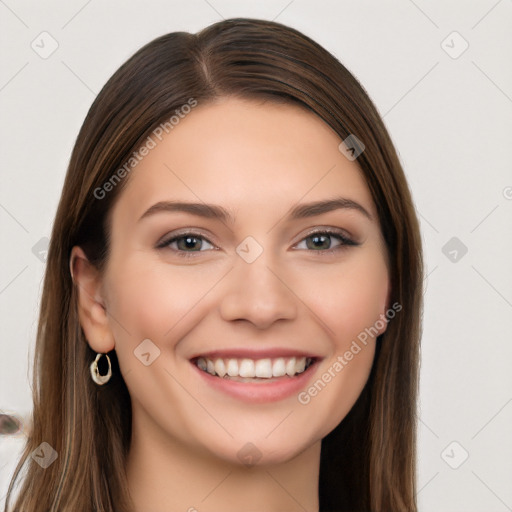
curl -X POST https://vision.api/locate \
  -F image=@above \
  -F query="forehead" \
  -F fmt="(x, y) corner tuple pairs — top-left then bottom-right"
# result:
(110, 96), (376, 227)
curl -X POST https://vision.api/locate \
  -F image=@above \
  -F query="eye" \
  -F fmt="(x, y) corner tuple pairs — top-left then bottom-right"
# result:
(156, 232), (215, 257)
(294, 229), (358, 254)
(156, 228), (358, 258)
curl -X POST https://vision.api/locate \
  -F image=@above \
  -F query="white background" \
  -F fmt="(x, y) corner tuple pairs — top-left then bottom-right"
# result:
(1, 1), (511, 510)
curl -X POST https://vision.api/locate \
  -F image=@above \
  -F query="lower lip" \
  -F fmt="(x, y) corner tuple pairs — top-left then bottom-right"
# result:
(191, 360), (320, 403)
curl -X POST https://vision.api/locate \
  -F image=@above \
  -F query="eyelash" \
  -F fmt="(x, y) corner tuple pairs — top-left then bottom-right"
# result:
(156, 228), (359, 258)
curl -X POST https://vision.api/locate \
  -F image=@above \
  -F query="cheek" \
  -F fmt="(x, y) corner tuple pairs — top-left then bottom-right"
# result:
(298, 301), (384, 440)
(294, 248), (388, 433)
(105, 256), (221, 350)
(307, 249), (389, 345)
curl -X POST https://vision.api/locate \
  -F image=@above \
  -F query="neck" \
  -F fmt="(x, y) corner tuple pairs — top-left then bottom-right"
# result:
(125, 409), (321, 512)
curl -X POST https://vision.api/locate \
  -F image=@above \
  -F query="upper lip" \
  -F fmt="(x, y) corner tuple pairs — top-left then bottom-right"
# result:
(190, 348), (321, 361)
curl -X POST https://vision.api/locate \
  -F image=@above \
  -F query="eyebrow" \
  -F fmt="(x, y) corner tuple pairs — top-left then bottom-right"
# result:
(138, 196), (373, 224)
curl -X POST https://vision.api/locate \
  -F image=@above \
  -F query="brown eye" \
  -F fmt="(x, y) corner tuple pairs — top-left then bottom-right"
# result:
(295, 229), (358, 253)
(305, 233), (335, 250)
(157, 232), (215, 257)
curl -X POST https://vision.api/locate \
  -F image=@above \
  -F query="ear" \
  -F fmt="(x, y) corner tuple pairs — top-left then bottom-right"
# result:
(69, 246), (115, 353)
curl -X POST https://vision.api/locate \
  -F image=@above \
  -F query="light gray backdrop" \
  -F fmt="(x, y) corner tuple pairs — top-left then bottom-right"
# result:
(1, 1), (511, 510)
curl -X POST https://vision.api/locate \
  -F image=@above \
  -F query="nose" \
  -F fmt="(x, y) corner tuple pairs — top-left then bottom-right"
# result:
(219, 252), (298, 329)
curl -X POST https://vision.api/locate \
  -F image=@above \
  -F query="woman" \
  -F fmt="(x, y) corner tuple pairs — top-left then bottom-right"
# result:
(4, 17), (423, 512)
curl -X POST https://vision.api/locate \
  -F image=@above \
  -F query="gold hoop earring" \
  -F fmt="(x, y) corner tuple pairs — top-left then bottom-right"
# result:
(90, 353), (112, 385)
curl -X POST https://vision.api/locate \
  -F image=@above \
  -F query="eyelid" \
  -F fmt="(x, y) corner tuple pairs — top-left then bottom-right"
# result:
(156, 229), (217, 250)
(294, 226), (357, 246)
(156, 226), (359, 257)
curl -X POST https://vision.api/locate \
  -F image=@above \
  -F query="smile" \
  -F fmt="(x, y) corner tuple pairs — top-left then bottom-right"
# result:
(194, 356), (315, 381)
(190, 349), (321, 403)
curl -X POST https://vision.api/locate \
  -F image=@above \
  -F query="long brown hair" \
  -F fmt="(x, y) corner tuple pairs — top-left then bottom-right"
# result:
(4, 17), (423, 512)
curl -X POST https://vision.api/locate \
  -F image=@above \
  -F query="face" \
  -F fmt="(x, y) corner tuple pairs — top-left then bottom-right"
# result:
(87, 97), (390, 465)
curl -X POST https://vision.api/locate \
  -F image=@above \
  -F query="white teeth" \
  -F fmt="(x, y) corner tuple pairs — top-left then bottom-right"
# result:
(295, 357), (306, 374)
(286, 357), (296, 376)
(196, 356), (313, 379)
(206, 359), (216, 376)
(255, 358), (273, 378)
(214, 358), (227, 377)
(226, 359), (239, 377)
(239, 358), (256, 377)
(272, 358), (286, 377)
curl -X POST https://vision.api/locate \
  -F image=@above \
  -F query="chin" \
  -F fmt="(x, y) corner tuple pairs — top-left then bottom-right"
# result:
(199, 430), (317, 468)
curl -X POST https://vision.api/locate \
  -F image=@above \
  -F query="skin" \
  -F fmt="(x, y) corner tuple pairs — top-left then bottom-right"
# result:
(70, 96), (390, 512)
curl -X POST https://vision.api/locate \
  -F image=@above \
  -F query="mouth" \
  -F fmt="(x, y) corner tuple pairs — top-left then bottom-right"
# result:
(191, 355), (317, 383)
(189, 348), (322, 402)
